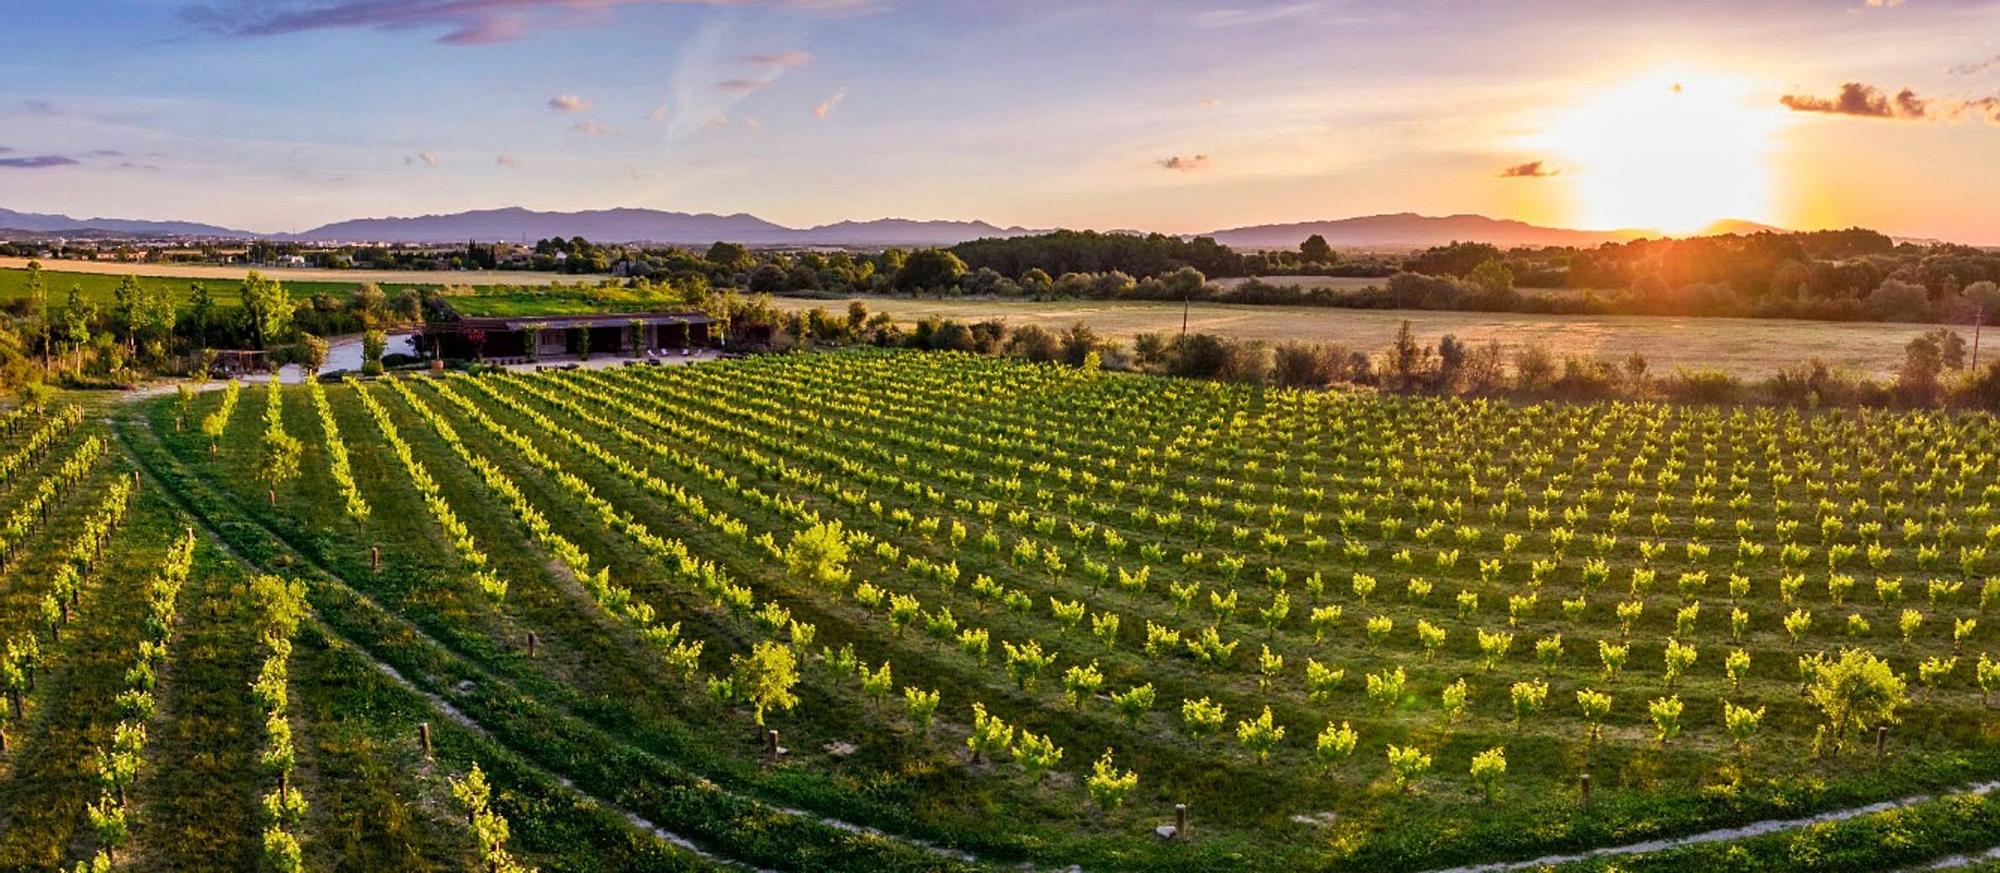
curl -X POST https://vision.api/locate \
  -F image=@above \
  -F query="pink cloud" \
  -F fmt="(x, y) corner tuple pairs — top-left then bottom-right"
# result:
(814, 87), (847, 119)
(740, 50), (812, 68)
(716, 78), (772, 94)
(182, 2), (878, 46)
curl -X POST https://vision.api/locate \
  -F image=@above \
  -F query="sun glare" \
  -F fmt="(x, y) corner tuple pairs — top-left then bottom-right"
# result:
(1534, 70), (1787, 235)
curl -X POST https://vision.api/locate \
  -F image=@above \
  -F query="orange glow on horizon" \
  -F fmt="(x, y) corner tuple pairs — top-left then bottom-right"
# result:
(1527, 70), (1790, 235)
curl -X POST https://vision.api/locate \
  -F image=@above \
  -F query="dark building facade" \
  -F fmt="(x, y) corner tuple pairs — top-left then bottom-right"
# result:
(424, 309), (716, 361)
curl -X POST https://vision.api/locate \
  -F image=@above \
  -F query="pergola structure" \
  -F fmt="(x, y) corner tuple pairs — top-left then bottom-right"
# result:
(209, 349), (271, 375)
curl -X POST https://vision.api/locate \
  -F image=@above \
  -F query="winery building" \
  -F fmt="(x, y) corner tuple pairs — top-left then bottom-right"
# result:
(423, 296), (717, 362)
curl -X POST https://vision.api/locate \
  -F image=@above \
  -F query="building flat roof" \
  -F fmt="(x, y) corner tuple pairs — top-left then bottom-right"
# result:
(447, 311), (714, 331)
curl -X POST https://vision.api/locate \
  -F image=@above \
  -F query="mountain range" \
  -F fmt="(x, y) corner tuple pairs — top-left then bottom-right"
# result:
(0, 205), (1796, 250)
(0, 206), (256, 239)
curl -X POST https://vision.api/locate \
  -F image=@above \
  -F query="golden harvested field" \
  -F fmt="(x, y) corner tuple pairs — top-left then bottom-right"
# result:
(771, 295), (1948, 379)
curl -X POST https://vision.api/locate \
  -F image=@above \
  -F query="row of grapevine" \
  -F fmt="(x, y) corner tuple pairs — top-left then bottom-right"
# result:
(0, 436), (108, 573)
(550, 357), (1990, 787)
(350, 381), (508, 600)
(380, 378), (707, 678)
(249, 575), (310, 873)
(199, 380), (243, 449)
(71, 529), (197, 871)
(0, 404), (83, 491)
(1, 468), (131, 758)
(257, 378), (302, 495)
(448, 372), (1150, 801)
(447, 764), (534, 873)
(306, 380), (371, 523)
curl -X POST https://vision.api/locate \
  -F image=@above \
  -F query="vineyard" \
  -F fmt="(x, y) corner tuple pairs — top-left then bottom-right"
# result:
(3, 348), (2000, 869)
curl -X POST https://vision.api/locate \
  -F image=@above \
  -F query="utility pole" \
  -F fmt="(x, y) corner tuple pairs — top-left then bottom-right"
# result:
(1180, 289), (1190, 340)
(1975, 303), (1985, 371)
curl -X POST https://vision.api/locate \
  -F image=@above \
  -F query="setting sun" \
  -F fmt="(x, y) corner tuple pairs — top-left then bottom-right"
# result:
(1533, 71), (1789, 235)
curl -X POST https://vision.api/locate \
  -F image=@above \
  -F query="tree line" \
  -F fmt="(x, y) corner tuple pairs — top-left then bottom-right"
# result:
(763, 299), (2000, 411)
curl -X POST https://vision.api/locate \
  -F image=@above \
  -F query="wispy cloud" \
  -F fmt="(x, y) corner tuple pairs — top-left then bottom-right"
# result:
(648, 104), (670, 123)
(1950, 54), (2000, 76)
(180, 1), (877, 46)
(1158, 153), (1210, 171)
(547, 94), (590, 113)
(0, 155), (81, 169)
(1191, 2), (1323, 28)
(1498, 160), (1559, 178)
(572, 120), (614, 135)
(740, 50), (812, 68)
(716, 78), (772, 94)
(20, 99), (58, 115)
(814, 87), (847, 119)
(405, 150), (439, 166)
(496, 153), (521, 168)
(1781, 81), (2000, 123)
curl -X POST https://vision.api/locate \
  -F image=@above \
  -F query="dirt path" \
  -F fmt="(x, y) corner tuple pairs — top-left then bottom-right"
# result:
(1430, 777), (2000, 872)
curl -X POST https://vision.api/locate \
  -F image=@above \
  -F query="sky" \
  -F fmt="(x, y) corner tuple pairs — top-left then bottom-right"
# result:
(1, 0), (1998, 242)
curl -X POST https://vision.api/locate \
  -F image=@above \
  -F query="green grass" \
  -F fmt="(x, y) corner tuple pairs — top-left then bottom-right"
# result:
(0, 267), (368, 311)
(441, 289), (704, 318)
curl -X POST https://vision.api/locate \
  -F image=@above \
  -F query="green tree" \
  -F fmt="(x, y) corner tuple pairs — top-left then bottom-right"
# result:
(111, 275), (143, 354)
(894, 249), (968, 292)
(705, 241), (754, 273)
(1300, 233), (1334, 263)
(186, 282), (215, 350)
(23, 260), (49, 368)
(361, 329), (387, 377)
(1469, 259), (1515, 296)
(1808, 648), (1908, 756)
(60, 286), (94, 372)
(295, 334), (328, 376)
(240, 271), (294, 350)
(731, 640), (800, 726)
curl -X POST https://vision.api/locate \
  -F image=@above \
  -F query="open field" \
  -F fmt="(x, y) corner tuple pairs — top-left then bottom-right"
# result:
(0, 257), (609, 287)
(0, 263), (605, 313)
(1211, 275), (1385, 291)
(773, 295), (1949, 379)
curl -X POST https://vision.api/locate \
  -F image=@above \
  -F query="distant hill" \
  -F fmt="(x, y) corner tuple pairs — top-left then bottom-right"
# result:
(0, 207), (253, 238)
(1205, 212), (1651, 251)
(286, 207), (1041, 246)
(289, 207), (793, 245)
(797, 218), (1038, 246)
(1697, 219), (1790, 237)
(0, 203), (1895, 250)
